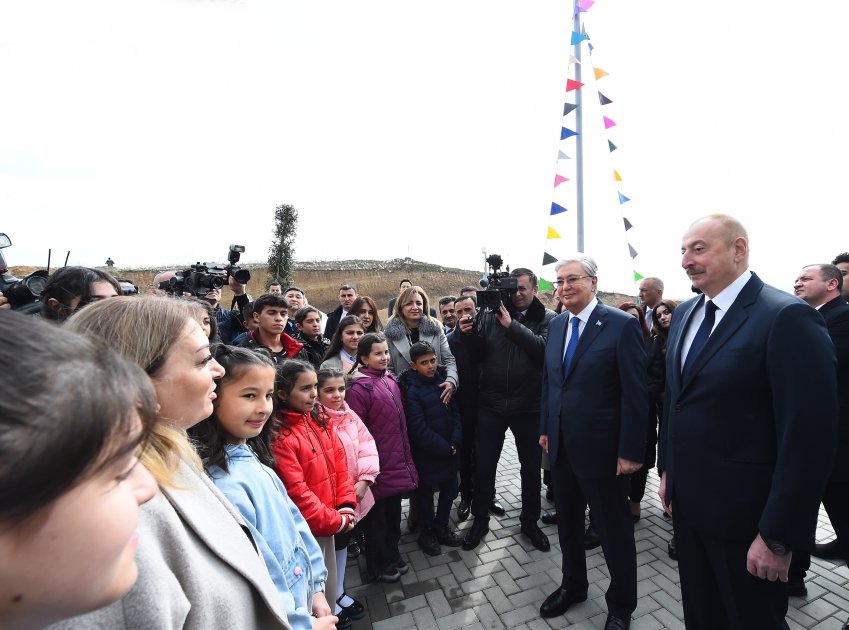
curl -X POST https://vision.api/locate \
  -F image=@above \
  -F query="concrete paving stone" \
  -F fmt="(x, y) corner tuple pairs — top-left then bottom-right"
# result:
(649, 571), (681, 599)
(494, 569), (522, 596)
(632, 593), (663, 618)
(483, 585), (512, 614)
(650, 589), (684, 619)
(516, 569), (557, 592)
(562, 598), (605, 624)
(821, 591), (849, 615)
(810, 618), (847, 630)
(468, 560), (504, 580)
(800, 598), (841, 622)
(372, 611), (416, 630)
(636, 562), (659, 580)
(459, 573), (499, 595)
(447, 589), (489, 613)
(787, 603), (820, 627)
(652, 606), (686, 630)
(449, 559), (475, 583)
(507, 585), (547, 611)
(636, 576), (661, 598)
(649, 558), (679, 583)
(477, 547), (513, 565)
(430, 549), (464, 567)
(364, 591), (392, 622)
(472, 602), (506, 630)
(388, 593), (429, 616)
(425, 588), (453, 618)
(501, 556), (530, 580)
(813, 575), (849, 602)
(500, 603), (540, 627)
(415, 564), (453, 582)
(435, 608), (479, 630)
(413, 606), (440, 630)
(631, 613), (665, 630)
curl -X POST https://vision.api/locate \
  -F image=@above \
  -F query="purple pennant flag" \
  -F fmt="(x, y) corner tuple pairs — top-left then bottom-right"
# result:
(561, 127), (578, 140)
(598, 92), (612, 105)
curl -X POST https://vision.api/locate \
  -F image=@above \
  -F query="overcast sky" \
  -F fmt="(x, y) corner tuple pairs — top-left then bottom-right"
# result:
(2, 0), (847, 298)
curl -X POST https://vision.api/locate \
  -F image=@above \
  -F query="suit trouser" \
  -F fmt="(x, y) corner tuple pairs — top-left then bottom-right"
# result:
(673, 499), (789, 629)
(361, 493), (402, 577)
(470, 408), (541, 525)
(789, 478), (849, 580)
(551, 452), (637, 617)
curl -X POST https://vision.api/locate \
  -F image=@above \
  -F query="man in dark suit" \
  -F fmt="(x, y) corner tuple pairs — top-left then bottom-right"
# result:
(539, 255), (647, 630)
(658, 214), (839, 629)
(788, 264), (849, 605)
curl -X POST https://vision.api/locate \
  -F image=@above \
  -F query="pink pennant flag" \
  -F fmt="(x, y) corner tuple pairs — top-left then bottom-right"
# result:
(578, 0), (595, 10)
(554, 175), (570, 187)
(603, 116), (616, 129)
(566, 79), (584, 92)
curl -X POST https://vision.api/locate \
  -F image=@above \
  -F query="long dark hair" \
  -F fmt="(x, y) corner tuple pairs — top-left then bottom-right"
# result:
(619, 301), (651, 341)
(322, 314), (364, 363)
(350, 296), (383, 333)
(0, 310), (157, 522)
(350, 332), (388, 374)
(651, 299), (679, 351)
(41, 266), (121, 322)
(189, 345), (277, 472)
(275, 359), (326, 429)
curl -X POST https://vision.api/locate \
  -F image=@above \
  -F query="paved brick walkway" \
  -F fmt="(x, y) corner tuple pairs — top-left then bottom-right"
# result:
(342, 433), (849, 629)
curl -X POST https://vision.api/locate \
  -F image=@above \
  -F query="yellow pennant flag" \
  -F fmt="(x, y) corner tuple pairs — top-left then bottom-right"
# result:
(614, 169), (622, 181)
(594, 67), (609, 80)
(547, 226), (562, 239)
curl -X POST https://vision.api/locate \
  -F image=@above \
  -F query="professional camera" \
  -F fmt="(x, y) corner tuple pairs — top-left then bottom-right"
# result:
(476, 253), (519, 314)
(159, 245), (251, 298)
(0, 233), (48, 312)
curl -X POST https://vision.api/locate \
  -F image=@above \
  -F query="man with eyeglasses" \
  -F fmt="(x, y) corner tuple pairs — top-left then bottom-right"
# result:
(454, 267), (555, 553)
(539, 256), (646, 629)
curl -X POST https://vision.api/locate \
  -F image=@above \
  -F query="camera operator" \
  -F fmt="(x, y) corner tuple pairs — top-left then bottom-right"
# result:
(204, 275), (249, 345)
(454, 267), (556, 553)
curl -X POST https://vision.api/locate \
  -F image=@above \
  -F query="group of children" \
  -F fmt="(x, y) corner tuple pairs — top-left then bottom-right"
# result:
(190, 329), (464, 629)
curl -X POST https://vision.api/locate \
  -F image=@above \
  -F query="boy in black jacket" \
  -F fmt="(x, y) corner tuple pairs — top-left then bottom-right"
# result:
(400, 342), (463, 555)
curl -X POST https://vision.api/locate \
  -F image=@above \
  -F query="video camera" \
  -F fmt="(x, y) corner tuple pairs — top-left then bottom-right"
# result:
(0, 233), (48, 313)
(476, 254), (518, 314)
(159, 244), (251, 298)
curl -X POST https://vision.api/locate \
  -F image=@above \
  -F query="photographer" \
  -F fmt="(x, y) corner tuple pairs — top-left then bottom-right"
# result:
(204, 275), (250, 345)
(40, 266), (121, 323)
(453, 267), (555, 553)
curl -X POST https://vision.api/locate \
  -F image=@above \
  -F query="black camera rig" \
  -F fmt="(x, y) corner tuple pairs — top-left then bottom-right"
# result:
(160, 244), (251, 298)
(476, 254), (518, 314)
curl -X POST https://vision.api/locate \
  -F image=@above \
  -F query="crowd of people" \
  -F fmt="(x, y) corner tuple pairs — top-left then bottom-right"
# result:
(1, 214), (847, 630)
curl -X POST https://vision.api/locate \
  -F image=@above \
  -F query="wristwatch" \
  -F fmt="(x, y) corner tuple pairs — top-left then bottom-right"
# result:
(761, 534), (790, 556)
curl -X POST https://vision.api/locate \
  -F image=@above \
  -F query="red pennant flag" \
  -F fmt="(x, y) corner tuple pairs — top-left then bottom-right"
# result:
(566, 79), (584, 92)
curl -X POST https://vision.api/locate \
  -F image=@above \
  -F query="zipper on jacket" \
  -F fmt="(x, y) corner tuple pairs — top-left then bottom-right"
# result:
(381, 374), (417, 484)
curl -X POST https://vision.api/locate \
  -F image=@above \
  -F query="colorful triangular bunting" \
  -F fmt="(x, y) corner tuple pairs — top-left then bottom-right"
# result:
(557, 150), (571, 160)
(571, 31), (589, 45)
(608, 140), (617, 152)
(554, 175), (569, 187)
(598, 92), (612, 105)
(603, 116), (616, 129)
(577, 0), (595, 11)
(594, 67), (609, 80)
(618, 192), (631, 204)
(561, 127), (578, 140)
(633, 270), (644, 282)
(568, 54), (580, 66)
(623, 218), (633, 231)
(539, 277), (555, 291)
(547, 226), (562, 239)
(628, 244), (638, 259)
(566, 79), (584, 92)
(542, 252), (558, 266)
(563, 102), (578, 116)
(550, 202), (568, 215)
(613, 169), (622, 181)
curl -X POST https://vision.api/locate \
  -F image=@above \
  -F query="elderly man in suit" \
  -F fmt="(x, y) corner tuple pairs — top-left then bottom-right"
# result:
(539, 255), (647, 630)
(658, 214), (839, 629)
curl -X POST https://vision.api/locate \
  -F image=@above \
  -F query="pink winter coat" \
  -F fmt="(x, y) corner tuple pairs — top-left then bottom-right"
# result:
(321, 402), (380, 520)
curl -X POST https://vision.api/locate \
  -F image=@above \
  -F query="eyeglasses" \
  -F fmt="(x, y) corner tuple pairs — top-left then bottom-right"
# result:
(554, 275), (594, 287)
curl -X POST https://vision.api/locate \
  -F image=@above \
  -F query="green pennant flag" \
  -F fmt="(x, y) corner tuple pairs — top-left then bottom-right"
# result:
(539, 277), (555, 291)
(633, 270), (644, 282)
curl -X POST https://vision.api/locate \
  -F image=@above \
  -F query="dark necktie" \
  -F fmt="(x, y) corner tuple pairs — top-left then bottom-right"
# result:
(563, 316), (581, 374)
(683, 300), (717, 375)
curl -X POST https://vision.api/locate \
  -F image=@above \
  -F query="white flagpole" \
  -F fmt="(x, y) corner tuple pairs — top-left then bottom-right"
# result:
(573, 0), (584, 253)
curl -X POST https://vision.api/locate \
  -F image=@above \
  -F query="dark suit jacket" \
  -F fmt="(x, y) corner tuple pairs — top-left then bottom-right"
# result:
(820, 296), (849, 481)
(540, 302), (648, 478)
(658, 273), (838, 549)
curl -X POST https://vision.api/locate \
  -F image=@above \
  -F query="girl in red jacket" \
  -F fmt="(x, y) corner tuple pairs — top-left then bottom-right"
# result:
(272, 359), (358, 610)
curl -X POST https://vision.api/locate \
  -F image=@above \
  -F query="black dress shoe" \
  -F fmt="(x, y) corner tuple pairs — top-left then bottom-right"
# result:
(667, 536), (677, 560)
(813, 538), (843, 560)
(521, 522), (551, 551)
(457, 499), (471, 522)
(604, 612), (631, 629)
(336, 594), (365, 620)
(842, 615), (848, 630)
(541, 510), (558, 525)
(462, 521), (489, 550)
(539, 586), (588, 618)
(584, 524), (601, 550)
(489, 500), (506, 516)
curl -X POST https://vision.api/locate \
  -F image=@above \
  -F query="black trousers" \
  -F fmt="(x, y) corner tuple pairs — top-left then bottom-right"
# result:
(470, 408), (541, 525)
(790, 478), (849, 580)
(361, 493), (402, 577)
(629, 412), (658, 503)
(415, 476), (459, 529)
(673, 500), (789, 629)
(551, 452), (637, 617)
(457, 400), (478, 501)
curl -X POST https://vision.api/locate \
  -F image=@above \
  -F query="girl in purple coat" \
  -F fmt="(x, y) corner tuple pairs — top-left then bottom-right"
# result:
(346, 333), (419, 583)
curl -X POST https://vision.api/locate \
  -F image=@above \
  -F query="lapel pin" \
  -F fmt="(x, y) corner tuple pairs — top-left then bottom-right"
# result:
(595, 320), (602, 327)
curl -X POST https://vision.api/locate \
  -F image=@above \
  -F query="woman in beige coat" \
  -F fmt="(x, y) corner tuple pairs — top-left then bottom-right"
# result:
(51, 297), (292, 630)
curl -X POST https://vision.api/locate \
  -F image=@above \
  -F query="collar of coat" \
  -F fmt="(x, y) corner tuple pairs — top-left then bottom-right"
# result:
(384, 314), (442, 342)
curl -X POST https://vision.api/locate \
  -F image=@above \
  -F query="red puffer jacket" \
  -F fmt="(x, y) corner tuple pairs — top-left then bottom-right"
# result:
(272, 409), (357, 537)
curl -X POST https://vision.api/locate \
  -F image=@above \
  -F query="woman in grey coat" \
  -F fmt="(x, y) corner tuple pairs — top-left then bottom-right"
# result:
(384, 286), (458, 403)
(52, 297), (292, 630)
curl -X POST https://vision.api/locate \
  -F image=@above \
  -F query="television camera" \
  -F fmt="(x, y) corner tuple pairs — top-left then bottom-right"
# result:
(159, 244), (251, 298)
(0, 233), (48, 313)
